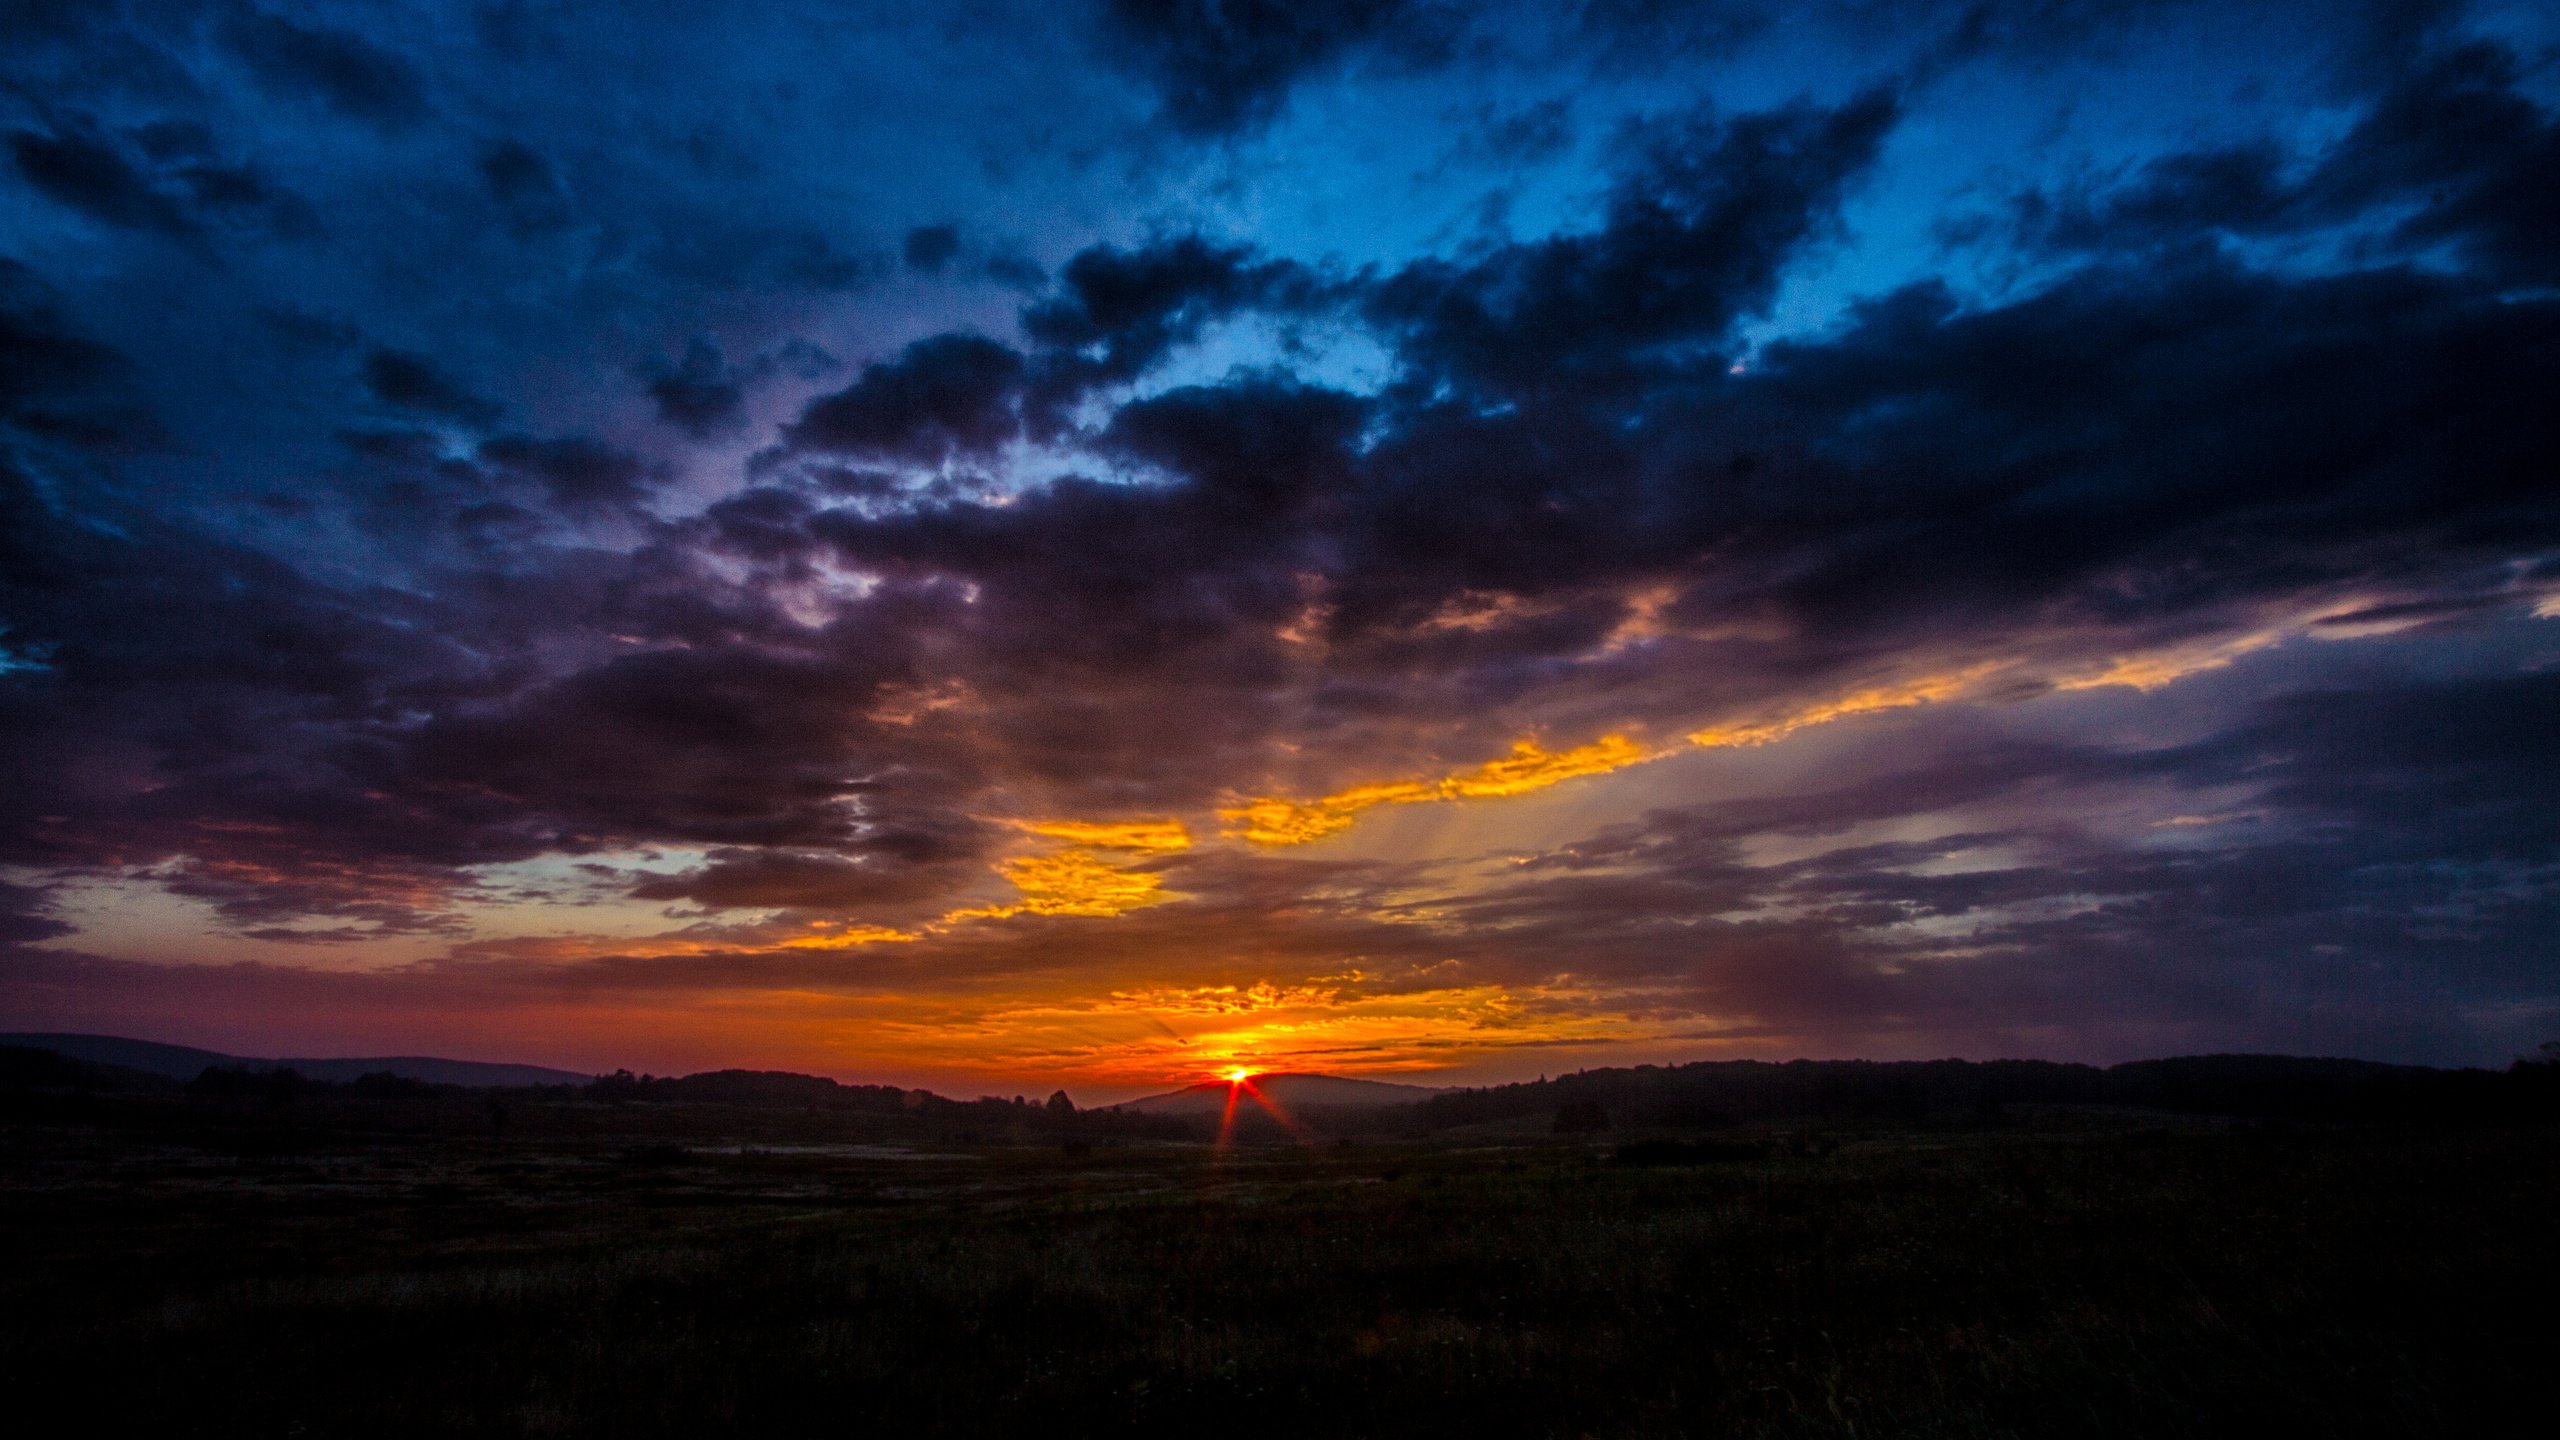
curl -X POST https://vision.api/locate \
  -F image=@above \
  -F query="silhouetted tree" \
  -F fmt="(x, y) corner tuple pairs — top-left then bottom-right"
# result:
(349, 1071), (439, 1099)
(1554, 1100), (1609, 1133)
(190, 1065), (309, 1108)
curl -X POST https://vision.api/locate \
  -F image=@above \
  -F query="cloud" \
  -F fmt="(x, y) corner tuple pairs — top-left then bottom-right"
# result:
(475, 434), (658, 514)
(1226, 735), (1652, 844)
(220, 9), (432, 130)
(1019, 819), (1195, 852)
(478, 138), (572, 238)
(643, 338), (839, 439)
(0, 262), (138, 442)
(786, 334), (1027, 465)
(3, 4), (2557, 1077)
(1434, 98), (1576, 173)
(642, 338), (747, 436)
(1420, 668), (2560, 1055)
(363, 348), (500, 424)
(6, 126), (197, 238)
(1364, 88), (1899, 396)
(1021, 236), (1329, 396)
(2000, 35), (2559, 284)
(1095, 0), (1457, 136)
(631, 841), (982, 911)
(0, 878), (72, 944)
(903, 223), (961, 273)
(6, 117), (319, 254)
(1688, 666), (2002, 748)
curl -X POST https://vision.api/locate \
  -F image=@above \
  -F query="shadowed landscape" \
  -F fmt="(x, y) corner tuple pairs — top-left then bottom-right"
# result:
(7, 1040), (2555, 1436)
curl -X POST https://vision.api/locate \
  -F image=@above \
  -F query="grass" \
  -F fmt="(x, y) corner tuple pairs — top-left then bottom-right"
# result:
(3, 1100), (2553, 1436)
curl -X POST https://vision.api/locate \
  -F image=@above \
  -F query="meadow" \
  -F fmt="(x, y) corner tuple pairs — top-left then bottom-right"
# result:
(4, 1083), (2553, 1437)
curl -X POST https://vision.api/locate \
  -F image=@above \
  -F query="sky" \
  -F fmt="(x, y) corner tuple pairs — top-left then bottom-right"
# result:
(3, 0), (2556, 1099)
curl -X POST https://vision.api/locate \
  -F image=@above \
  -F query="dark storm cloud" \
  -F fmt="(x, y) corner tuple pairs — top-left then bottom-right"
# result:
(1096, 0), (1458, 136)
(390, 622), (955, 855)
(1021, 236), (1327, 387)
(478, 138), (572, 239)
(753, 86), (1903, 727)
(642, 339), (747, 436)
(362, 347), (499, 424)
(2003, 142), (2301, 254)
(0, 262), (140, 444)
(7, 116), (318, 250)
(903, 223), (962, 273)
(1366, 89), (1898, 396)
(799, 376), (1371, 779)
(475, 435), (657, 515)
(19, 68), (2556, 902)
(0, 466), (477, 904)
(786, 334), (1027, 465)
(1722, 261), (2556, 638)
(2196, 671), (2560, 854)
(2004, 36), (2558, 284)
(219, 8), (432, 130)
(2310, 40), (2560, 285)
(642, 339), (839, 439)
(4, 293), (898, 903)
(761, 76), (2555, 790)
(157, 854), (475, 941)
(7, 125), (198, 238)
(0, 879), (72, 945)
(631, 823), (991, 911)
(5, 449), (958, 931)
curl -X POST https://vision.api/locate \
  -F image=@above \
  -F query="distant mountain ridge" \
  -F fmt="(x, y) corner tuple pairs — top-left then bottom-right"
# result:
(0, 1033), (593, 1089)
(1119, 1071), (1439, 1114)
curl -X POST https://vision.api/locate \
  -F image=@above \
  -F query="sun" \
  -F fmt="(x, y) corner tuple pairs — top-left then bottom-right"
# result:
(1224, 1066), (1253, 1084)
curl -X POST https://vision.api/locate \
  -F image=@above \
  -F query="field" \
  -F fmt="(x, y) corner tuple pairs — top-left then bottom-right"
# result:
(4, 1093), (2553, 1437)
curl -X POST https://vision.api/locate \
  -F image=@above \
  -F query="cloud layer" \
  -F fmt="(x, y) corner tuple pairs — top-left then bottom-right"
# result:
(3, 0), (2556, 1090)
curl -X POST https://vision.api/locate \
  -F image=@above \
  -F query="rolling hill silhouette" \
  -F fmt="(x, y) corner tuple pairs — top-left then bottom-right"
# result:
(1, 1033), (592, 1088)
(1118, 1072), (1438, 1114)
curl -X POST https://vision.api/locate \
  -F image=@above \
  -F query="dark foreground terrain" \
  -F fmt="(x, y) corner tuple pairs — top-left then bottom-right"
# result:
(4, 1084), (2555, 1437)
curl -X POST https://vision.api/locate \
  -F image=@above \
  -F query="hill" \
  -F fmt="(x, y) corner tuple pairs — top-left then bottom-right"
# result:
(1119, 1072), (1438, 1115)
(0, 1033), (592, 1089)
(1409, 1053), (2551, 1130)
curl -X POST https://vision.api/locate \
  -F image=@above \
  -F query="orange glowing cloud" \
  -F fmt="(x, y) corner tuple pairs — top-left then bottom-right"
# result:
(781, 923), (919, 950)
(1015, 818), (1194, 853)
(944, 818), (1193, 920)
(2055, 632), (2286, 692)
(1686, 663), (2005, 748)
(1224, 734), (1654, 845)
(955, 849), (1174, 918)
(2054, 592), (2447, 693)
(1224, 666), (2009, 850)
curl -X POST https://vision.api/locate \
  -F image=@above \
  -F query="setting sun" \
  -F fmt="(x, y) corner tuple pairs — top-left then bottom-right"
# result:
(1224, 1067), (1253, 1084)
